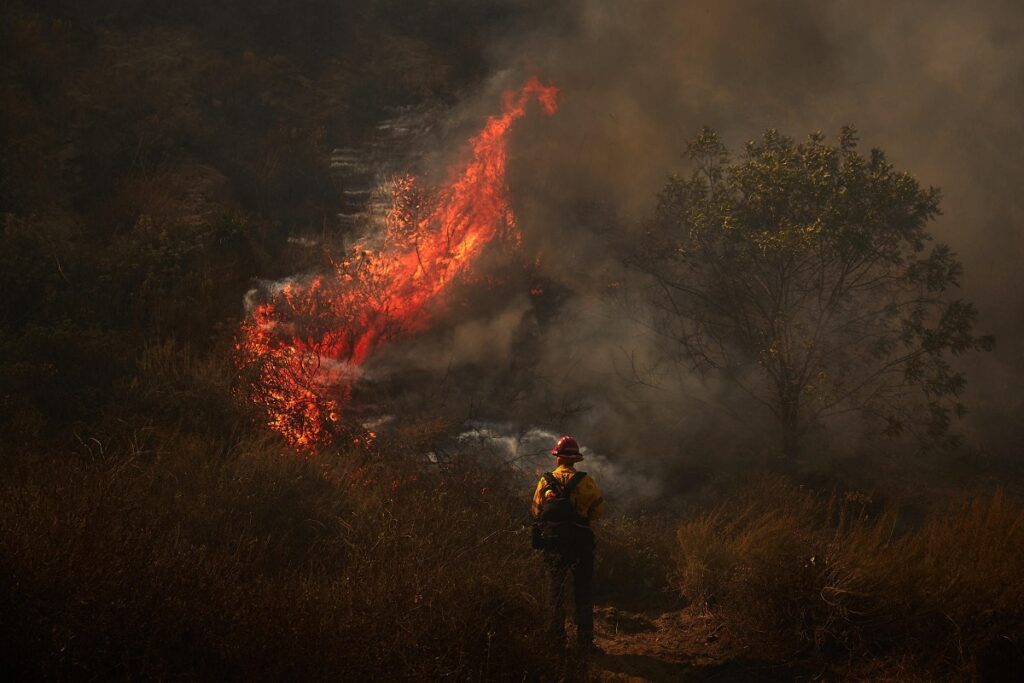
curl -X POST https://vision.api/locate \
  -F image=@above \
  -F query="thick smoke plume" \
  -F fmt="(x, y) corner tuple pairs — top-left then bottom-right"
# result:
(244, 1), (1022, 494)
(445, 0), (1024, 471)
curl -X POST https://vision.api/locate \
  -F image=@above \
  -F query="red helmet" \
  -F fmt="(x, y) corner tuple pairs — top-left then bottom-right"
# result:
(551, 435), (582, 458)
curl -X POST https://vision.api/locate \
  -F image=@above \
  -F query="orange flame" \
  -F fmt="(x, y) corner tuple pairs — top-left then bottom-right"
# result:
(237, 78), (559, 450)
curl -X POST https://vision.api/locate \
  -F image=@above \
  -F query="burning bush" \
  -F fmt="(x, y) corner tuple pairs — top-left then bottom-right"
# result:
(236, 78), (559, 451)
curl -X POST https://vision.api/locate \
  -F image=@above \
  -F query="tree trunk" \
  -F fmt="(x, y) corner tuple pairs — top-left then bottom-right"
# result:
(780, 394), (801, 460)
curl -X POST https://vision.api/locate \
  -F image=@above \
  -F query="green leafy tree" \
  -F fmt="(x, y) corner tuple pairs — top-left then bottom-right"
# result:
(635, 127), (992, 458)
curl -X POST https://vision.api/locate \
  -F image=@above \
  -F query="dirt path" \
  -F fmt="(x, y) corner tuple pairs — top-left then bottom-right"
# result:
(589, 606), (821, 682)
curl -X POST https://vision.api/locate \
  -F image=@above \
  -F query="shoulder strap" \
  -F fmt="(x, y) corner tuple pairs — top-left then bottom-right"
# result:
(562, 471), (587, 496)
(542, 472), (562, 495)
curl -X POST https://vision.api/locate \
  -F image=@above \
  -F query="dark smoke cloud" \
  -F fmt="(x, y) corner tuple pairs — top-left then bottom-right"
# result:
(487, 0), (1024, 459)
(363, 0), (1024, 476)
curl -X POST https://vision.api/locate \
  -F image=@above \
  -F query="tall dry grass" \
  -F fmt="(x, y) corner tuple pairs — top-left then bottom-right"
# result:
(675, 477), (1024, 678)
(594, 514), (679, 611)
(0, 431), (561, 680)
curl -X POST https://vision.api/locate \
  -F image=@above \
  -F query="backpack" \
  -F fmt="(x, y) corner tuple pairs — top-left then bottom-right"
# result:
(532, 471), (589, 550)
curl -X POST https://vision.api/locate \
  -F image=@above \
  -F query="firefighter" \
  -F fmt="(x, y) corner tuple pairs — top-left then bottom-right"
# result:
(531, 435), (605, 654)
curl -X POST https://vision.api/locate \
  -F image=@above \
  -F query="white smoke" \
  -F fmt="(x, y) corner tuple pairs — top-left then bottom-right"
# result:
(457, 422), (662, 506)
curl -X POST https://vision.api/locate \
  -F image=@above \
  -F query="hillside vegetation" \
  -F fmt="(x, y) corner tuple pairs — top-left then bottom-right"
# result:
(1, 2), (1021, 681)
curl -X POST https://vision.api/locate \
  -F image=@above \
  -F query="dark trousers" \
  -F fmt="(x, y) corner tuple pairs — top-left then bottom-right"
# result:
(544, 541), (594, 644)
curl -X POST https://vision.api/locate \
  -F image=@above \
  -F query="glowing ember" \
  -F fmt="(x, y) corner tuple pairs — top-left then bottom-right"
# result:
(237, 78), (559, 450)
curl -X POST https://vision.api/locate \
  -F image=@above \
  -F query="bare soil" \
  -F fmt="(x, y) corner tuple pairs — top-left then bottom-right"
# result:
(588, 606), (824, 682)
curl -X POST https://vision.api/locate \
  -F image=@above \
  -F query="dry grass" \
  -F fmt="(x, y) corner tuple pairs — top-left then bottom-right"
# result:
(0, 432), (558, 680)
(675, 477), (1024, 678)
(5, 339), (1020, 683)
(595, 514), (679, 612)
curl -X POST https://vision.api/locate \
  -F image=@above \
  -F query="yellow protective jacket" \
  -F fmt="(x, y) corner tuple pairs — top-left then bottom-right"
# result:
(531, 464), (605, 521)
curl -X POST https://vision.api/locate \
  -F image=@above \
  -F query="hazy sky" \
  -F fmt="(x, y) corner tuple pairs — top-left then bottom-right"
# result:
(481, 0), (1024, 453)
